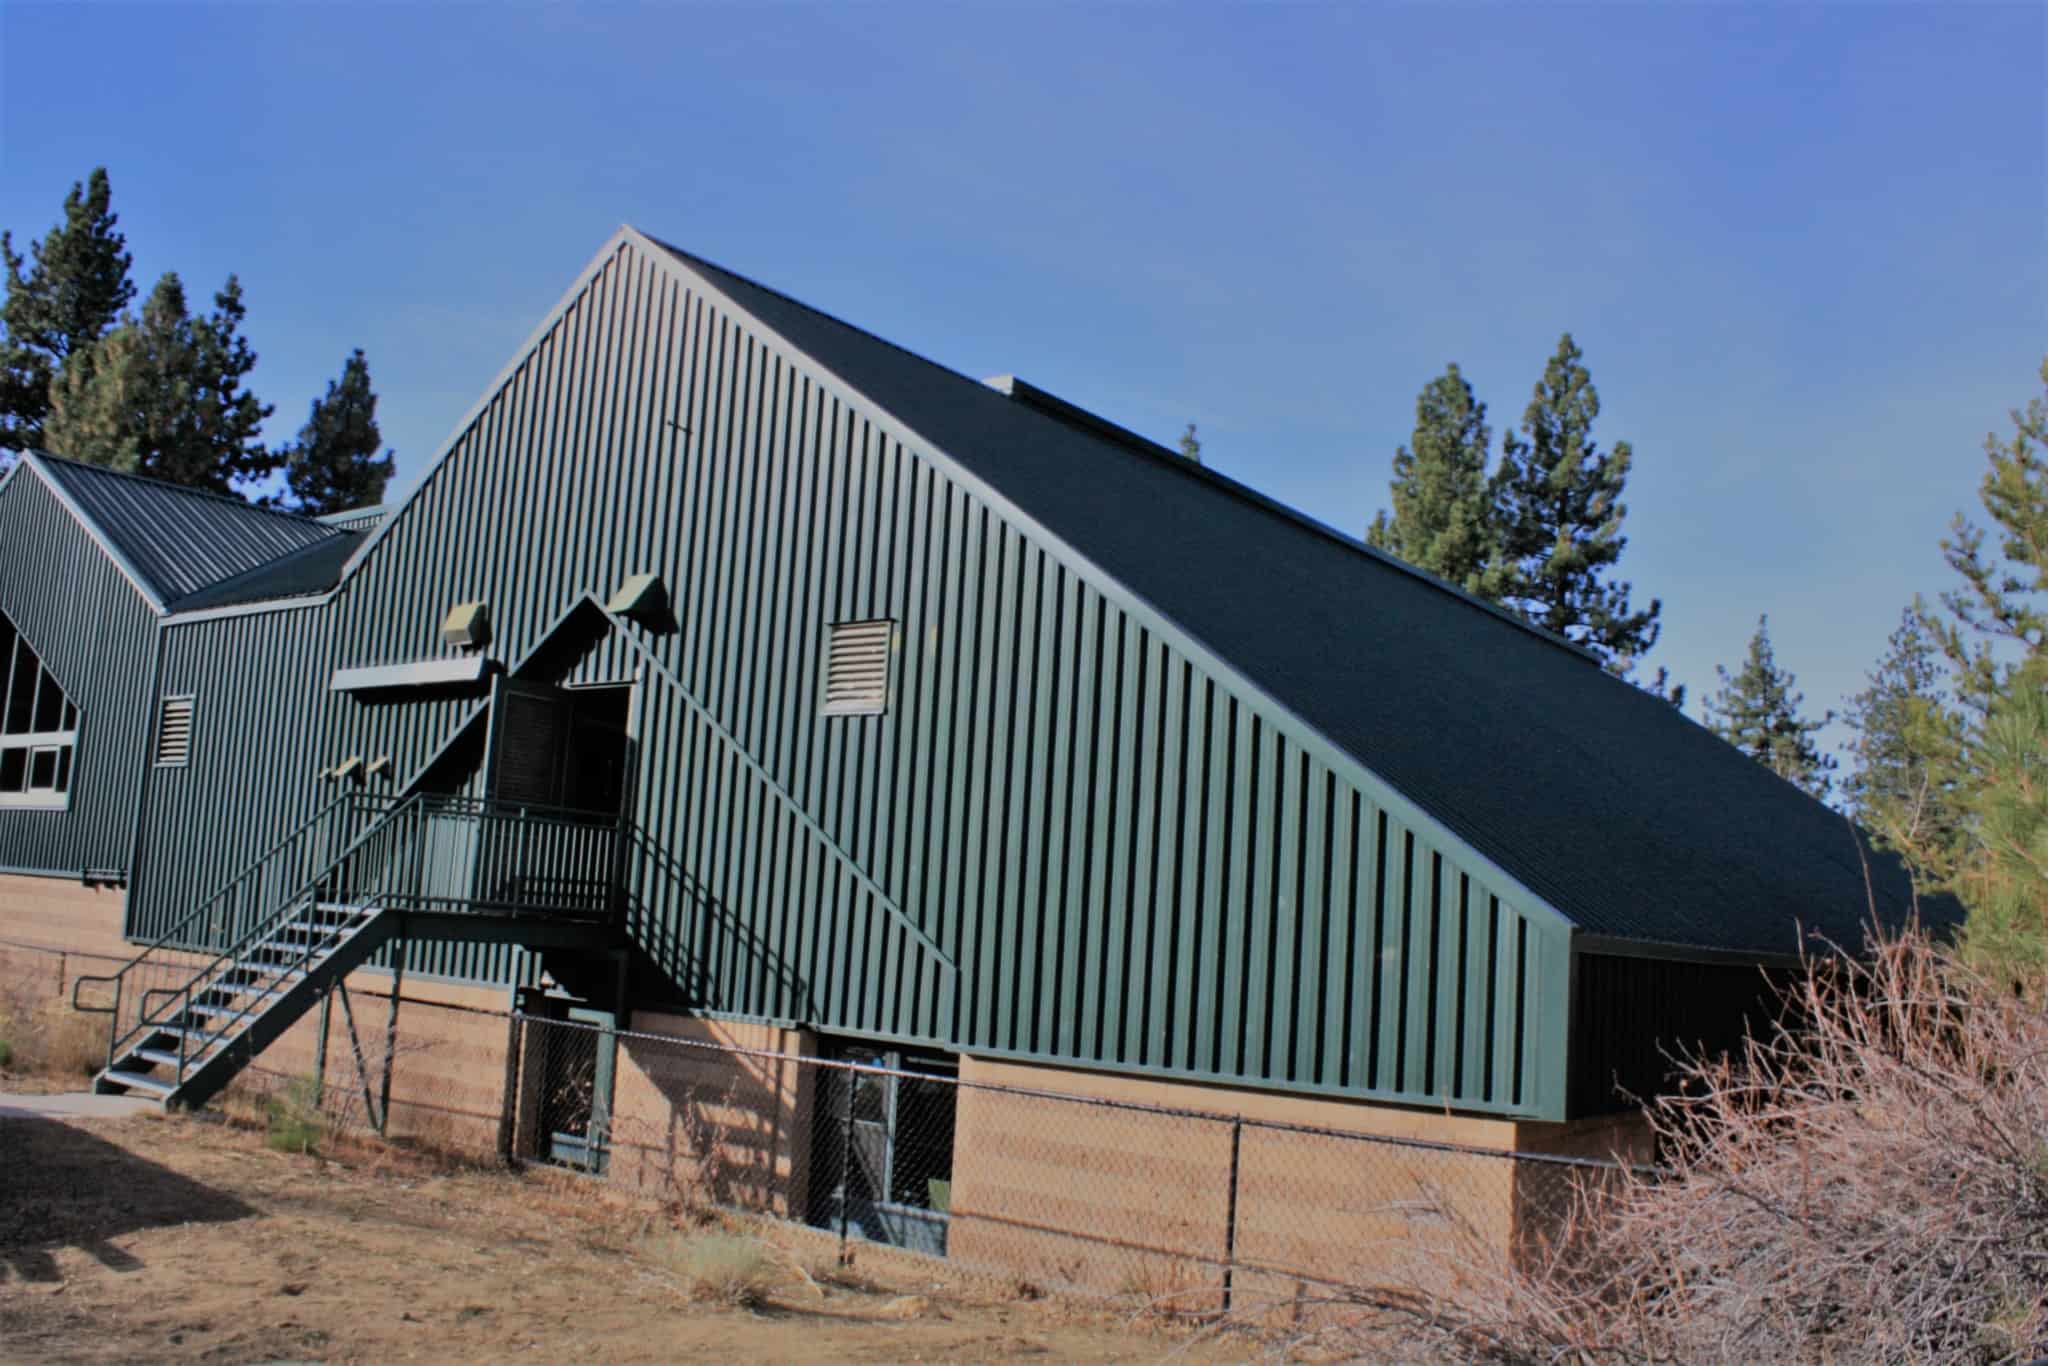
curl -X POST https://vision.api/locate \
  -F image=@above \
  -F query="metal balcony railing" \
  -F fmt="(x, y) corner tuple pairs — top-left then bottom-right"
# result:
(75, 791), (626, 1076)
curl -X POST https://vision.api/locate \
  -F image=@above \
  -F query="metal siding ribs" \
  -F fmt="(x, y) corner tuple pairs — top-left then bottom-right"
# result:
(116, 236), (1565, 1118)
(36, 456), (343, 607)
(0, 471), (159, 876)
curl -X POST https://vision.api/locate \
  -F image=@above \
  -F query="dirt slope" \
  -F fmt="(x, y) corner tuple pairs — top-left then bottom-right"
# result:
(0, 1109), (1228, 1363)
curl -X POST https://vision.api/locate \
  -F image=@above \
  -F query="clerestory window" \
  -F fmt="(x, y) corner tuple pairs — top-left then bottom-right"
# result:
(0, 613), (79, 810)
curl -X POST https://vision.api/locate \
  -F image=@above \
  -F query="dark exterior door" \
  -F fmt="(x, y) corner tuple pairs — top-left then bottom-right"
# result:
(487, 678), (577, 807)
(475, 679), (631, 914)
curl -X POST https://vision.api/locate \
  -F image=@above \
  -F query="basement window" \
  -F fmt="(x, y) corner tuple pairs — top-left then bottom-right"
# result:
(806, 1043), (957, 1258)
(822, 620), (892, 717)
(0, 612), (79, 810)
(155, 696), (194, 768)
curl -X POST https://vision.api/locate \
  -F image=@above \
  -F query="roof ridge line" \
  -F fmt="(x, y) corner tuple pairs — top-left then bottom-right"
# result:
(31, 450), (341, 533)
(640, 234), (1605, 671)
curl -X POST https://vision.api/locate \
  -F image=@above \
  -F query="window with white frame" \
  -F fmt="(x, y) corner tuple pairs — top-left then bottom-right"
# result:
(0, 613), (79, 810)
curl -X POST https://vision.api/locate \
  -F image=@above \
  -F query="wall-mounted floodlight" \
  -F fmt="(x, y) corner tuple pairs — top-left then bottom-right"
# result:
(606, 571), (671, 629)
(329, 755), (363, 784)
(365, 755), (391, 781)
(441, 600), (491, 650)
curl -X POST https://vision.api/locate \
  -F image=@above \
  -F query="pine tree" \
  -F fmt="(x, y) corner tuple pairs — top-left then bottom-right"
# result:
(283, 349), (395, 514)
(0, 168), (134, 457)
(1365, 363), (1494, 593)
(1704, 615), (1837, 799)
(1487, 335), (1662, 675)
(1955, 664), (2048, 978)
(1922, 357), (2048, 975)
(1178, 422), (1202, 465)
(45, 272), (275, 494)
(1842, 606), (1967, 879)
(1926, 357), (2048, 717)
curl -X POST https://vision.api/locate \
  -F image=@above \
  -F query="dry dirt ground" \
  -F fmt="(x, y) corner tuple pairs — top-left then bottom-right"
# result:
(0, 1108), (1235, 1363)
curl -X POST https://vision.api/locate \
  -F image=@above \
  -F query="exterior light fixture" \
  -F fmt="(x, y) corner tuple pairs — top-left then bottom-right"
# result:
(441, 600), (491, 650)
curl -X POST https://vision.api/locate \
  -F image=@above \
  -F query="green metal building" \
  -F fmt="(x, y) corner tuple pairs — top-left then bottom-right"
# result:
(0, 227), (1930, 1135)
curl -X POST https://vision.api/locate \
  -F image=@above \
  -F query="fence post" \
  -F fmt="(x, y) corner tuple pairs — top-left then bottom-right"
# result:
(335, 981), (380, 1133)
(312, 986), (333, 1106)
(1221, 1114), (1244, 1315)
(498, 1011), (522, 1165)
(838, 1065), (856, 1264)
(378, 926), (405, 1137)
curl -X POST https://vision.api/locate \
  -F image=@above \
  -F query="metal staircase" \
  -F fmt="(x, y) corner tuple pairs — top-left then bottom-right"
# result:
(74, 790), (623, 1111)
(93, 896), (396, 1107)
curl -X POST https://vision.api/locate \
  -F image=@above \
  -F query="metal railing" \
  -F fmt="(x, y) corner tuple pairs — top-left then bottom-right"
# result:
(392, 794), (622, 921)
(70, 792), (400, 1072)
(74, 792), (626, 1079)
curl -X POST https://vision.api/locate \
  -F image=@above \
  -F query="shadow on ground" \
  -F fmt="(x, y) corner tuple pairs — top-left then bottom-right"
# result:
(0, 1116), (255, 1283)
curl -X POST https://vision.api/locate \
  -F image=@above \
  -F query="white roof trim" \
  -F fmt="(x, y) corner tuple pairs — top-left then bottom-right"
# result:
(14, 454), (168, 614)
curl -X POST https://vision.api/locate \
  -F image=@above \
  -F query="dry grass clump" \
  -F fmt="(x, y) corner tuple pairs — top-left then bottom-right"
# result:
(0, 970), (105, 1079)
(1296, 930), (2048, 1363)
(649, 1230), (780, 1309)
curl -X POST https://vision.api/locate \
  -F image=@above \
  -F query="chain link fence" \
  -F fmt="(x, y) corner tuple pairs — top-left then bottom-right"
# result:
(506, 1012), (1643, 1317)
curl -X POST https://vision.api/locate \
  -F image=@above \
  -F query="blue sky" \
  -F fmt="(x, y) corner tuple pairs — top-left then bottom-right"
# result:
(2, 2), (2043, 759)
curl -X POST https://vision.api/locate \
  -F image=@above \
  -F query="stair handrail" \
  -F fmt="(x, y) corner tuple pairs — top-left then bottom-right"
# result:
(74, 792), (422, 1071)
(151, 799), (431, 1084)
(72, 791), (393, 1002)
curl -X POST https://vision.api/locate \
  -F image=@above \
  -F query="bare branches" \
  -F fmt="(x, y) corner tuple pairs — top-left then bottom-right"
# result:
(1290, 931), (2048, 1362)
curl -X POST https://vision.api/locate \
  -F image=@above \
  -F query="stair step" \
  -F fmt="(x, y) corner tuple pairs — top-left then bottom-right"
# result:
(246, 944), (325, 966)
(185, 1001), (260, 1028)
(101, 1069), (174, 1097)
(223, 964), (309, 986)
(143, 1022), (229, 1054)
(132, 1045), (212, 1071)
(259, 928), (332, 944)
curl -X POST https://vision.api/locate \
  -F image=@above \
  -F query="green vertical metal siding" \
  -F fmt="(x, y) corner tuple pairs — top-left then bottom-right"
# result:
(128, 235), (1570, 1117)
(134, 602), (524, 983)
(0, 469), (158, 877)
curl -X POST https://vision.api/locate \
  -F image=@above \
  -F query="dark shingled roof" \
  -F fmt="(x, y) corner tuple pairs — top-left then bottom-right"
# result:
(167, 530), (363, 612)
(653, 236), (1941, 959)
(34, 454), (345, 607)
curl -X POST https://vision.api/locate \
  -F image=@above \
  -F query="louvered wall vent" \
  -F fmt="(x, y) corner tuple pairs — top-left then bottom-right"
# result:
(155, 696), (194, 767)
(822, 620), (892, 716)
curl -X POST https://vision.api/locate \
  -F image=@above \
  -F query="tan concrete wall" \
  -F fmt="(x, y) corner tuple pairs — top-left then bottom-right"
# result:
(0, 873), (140, 1079)
(238, 970), (514, 1157)
(949, 1055), (1606, 1307)
(606, 1012), (815, 1217)
(0, 871), (134, 979)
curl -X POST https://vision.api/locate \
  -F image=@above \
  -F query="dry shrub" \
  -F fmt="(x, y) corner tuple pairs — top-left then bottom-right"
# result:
(0, 967), (105, 1079)
(265, 1074), (326, 1154)
(1117, 1258), (1219, 1321)
(614, 1073), (750, 1222)
(650, 1230), (779, 1309)
(1294, 930), (2048, 1363)
(322, 1032), (441, 1141)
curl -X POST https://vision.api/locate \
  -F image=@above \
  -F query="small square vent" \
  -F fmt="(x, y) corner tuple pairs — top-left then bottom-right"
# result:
(822, 620), (892, 717)
(155, 696), (194, 767)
